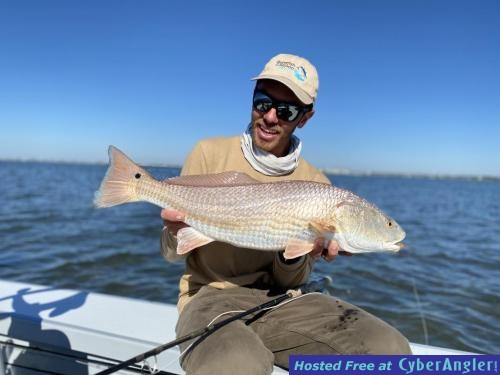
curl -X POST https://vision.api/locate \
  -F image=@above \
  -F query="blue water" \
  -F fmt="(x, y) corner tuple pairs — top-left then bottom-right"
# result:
(0, 161), (499, 353)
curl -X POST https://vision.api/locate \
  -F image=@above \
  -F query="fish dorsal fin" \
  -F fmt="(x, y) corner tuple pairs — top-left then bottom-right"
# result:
(164, 171), (260, 187)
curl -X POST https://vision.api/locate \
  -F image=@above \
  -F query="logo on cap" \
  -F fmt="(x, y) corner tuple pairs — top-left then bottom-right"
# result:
(275, 60), (308, 83)
(294, 66), (307, 82)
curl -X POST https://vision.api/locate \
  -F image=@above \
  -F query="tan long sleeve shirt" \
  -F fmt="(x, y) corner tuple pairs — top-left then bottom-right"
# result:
(160, 135), (331, 312)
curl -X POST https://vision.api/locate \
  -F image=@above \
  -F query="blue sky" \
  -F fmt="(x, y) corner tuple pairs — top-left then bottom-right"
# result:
(1, 1), (499, 176)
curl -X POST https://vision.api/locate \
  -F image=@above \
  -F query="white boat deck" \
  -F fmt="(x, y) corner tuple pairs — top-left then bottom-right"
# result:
(0, 279), (472, 374)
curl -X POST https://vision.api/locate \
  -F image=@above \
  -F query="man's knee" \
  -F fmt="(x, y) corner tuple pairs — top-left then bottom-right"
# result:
(185, 347), (274, 375)
(358, 319), (412, 354)
(182, 325), (275, 375)
(373, 325), (412, 354)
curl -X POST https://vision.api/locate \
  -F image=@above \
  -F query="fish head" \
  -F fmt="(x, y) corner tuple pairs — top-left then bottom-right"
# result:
(332, 200), (406, 253)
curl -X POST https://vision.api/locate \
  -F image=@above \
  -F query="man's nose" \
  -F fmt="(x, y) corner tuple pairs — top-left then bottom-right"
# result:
(263, 107), (279, 124)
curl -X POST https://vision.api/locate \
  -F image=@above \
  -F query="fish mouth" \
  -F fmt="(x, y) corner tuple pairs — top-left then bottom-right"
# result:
(391, 231), (406, 251)
(384, 241), (406, 252)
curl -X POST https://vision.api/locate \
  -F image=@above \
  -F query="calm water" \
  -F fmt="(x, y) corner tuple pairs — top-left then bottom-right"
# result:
(0, 161), (499, 353)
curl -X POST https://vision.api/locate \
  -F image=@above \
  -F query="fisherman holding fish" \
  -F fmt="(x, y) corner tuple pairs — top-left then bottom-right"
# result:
(95, 53), (410, 374)
(157, 54), (412, 373)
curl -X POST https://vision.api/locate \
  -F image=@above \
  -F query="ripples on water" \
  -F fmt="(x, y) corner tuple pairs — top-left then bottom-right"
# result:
(0, 161), (499, 353)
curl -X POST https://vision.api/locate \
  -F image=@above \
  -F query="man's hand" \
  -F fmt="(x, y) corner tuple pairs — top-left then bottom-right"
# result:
(309, 239), (352, 262)
(160, 208), (188, 236)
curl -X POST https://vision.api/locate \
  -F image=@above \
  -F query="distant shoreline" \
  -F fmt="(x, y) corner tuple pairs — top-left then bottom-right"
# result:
(320, 169), (500, 181)
(1, 158), (499, 181)
(0, 158), (182, 169)
(0, 159), (500, 181)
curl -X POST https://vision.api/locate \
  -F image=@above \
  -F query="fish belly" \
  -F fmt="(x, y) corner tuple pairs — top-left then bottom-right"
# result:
(155, 181), (334, 250)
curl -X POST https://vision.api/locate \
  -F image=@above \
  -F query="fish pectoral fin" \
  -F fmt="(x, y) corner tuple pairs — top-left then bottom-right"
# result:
(176, 227), (215, 255)
(283, 239), (316, 259)
(309, 221), (336, 236)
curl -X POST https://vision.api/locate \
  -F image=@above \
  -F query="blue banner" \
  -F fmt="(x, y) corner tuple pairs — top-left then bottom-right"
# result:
(289, 355), (499, 375)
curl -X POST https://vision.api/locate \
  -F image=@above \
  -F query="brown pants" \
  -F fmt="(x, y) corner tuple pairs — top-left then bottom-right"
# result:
(176, 286), (411, 375)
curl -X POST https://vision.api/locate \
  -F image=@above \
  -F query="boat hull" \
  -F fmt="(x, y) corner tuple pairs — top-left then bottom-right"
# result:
(0, 279), (473, 374)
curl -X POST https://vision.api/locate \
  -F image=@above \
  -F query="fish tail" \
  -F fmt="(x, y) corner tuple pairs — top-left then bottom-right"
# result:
(94, 146), (151, 208)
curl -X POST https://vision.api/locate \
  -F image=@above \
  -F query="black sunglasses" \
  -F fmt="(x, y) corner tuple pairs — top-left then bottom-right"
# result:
(252, 90), (312, 122)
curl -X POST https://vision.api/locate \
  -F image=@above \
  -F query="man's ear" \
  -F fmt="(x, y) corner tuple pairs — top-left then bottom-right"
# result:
(297, 110), (315, 129)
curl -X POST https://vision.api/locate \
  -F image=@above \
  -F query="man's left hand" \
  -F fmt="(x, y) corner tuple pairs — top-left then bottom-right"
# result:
(310, 239), (352, 262)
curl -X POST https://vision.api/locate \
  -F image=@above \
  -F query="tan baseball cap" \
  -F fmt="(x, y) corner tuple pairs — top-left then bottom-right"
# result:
(252, 53), (319, 105)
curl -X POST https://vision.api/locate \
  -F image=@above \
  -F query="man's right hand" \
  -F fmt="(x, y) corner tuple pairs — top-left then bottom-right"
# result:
(161, 208), (188, 237)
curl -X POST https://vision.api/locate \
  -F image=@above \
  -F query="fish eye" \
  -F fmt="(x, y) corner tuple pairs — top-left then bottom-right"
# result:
(135, 173), (141, 179)
(388, 221), (392, 227)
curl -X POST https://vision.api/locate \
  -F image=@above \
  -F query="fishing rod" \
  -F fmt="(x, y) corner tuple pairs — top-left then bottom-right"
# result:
(96, 282), (323, 375)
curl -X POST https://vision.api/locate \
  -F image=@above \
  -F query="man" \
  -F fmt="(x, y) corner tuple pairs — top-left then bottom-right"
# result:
(161, 54), (411, 374)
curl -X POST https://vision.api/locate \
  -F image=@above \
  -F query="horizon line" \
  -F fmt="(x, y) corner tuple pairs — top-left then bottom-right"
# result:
(1, 157), (499, 181)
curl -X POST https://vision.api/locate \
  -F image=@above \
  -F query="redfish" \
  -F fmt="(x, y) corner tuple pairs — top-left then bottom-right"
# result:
(94, 146), (405, 259)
